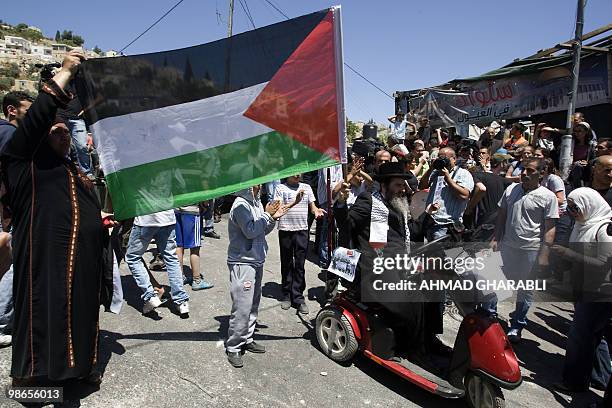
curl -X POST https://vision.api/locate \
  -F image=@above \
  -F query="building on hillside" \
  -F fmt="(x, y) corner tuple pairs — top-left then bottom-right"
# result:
(27, 26), (42, 33)
(4, 36), (31, 54)
(104, 50), (119, 58)
(51, 43), (73, 59)
(85, 49), (100, 59)
(12, 79), (38, 94)
(30, 44), (53, 60)
(0, 24), (12, 30)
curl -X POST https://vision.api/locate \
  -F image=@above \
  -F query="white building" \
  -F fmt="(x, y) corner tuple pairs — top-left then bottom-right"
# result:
(85, 49), (100, 58)
(28, 26), (42, 33)
(12, 79), (38, 93)
(30, 44), (53, 59)
(51, 43), (73, 59)
(4, 36), (32, 54)
(104, 50), (119, 58)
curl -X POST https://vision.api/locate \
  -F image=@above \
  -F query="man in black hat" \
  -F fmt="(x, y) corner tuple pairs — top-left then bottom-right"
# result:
(336, 162), (439, 360)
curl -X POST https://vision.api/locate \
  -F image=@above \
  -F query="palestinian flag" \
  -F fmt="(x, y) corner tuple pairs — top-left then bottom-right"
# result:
(76, 7), (346, 220)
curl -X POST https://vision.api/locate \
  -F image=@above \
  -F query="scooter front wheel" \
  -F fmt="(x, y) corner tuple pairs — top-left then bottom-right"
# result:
(464, 373), (505, 408)
(315, 308), (358, 362)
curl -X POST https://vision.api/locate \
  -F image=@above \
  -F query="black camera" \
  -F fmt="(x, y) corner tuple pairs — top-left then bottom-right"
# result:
(432, 156), (451, 171)
(35, 63), (62, 90)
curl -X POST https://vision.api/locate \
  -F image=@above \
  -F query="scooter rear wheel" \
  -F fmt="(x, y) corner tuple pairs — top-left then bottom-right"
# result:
(315, 308), (358, 362)
(464, 373), (505, 408)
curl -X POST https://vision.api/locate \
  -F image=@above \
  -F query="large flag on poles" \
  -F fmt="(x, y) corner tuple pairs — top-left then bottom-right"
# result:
(76, 7), (346, 220)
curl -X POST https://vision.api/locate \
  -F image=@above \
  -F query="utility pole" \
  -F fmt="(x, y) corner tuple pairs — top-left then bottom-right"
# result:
(227, 0), (235, 38)
(224, 0), (235, 92)
(559, 0), (586, 180)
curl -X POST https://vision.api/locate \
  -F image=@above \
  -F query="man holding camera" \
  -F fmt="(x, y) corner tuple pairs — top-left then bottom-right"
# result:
(418, 147), (474, 241)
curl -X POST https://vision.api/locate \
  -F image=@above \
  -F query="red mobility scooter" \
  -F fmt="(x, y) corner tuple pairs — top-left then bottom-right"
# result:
(315, 234), (522, 408)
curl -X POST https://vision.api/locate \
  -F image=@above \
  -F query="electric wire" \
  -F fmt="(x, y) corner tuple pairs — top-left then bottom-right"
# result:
(119, 0), (188, 54)
(258, 0), (393, 100)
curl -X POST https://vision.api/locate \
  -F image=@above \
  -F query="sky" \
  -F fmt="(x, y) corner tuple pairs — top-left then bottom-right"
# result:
(3, 0), (611, 124)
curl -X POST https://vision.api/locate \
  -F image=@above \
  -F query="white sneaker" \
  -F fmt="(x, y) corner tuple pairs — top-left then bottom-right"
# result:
(0, 334), (11, 346)
(143, 295), (162, 314)
(178, 302), (189, 315)
(507, 328), (522, 344)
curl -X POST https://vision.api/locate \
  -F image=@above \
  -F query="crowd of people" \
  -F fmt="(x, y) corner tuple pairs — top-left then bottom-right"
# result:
(0, 49), (609, 406)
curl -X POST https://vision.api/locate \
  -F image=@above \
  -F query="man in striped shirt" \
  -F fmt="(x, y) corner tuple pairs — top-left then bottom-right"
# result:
(274, 175), (326, 314)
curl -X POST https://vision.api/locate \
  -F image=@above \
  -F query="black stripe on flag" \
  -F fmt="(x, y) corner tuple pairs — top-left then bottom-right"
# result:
(75, 9), (328, 124)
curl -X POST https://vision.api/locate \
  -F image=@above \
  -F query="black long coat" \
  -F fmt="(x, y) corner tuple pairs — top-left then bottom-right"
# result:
(2, 92), (104, 380)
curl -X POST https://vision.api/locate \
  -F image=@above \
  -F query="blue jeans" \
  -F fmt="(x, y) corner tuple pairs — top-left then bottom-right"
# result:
(490, 245), (538, 330)
(125, 225), (188, 304)
(0, 266), (13, 335)
(563, 302), (612, 389)
(67, 119), (92, 176)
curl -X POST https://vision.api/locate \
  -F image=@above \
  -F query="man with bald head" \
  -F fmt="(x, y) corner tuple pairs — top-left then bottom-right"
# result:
(373, 150), (391, 173)
(591, 155), (612, 206)
(419, 147), (474, 241)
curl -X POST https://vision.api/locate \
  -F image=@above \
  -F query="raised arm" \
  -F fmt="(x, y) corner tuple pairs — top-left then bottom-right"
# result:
(3, 50), (85, 160)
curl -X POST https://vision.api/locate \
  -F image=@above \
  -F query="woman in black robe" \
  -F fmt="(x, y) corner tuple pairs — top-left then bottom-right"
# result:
(1, 51), (109, 383)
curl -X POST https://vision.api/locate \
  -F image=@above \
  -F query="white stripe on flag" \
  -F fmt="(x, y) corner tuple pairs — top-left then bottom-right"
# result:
(92, 82), (272, 175)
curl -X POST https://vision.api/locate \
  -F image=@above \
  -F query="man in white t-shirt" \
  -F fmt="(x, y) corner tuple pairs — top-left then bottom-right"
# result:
(388, 112), (407, 141)
(125, 210), (190, 316)
(490, 157), (558, 343)
(274, 175), (325, 314)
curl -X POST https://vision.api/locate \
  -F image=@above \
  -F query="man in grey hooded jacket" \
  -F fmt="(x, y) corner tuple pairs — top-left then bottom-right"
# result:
(226, 185), (289, 368)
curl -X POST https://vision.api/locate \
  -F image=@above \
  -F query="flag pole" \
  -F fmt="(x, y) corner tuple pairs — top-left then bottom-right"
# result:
(559, 0), (586, 181)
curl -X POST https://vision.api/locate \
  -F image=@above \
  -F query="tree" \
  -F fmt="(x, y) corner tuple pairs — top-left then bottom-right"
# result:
(346, 118), (359, 143)
(61, 30), (73, 41)
(15, 23), (28, 31)
(72, 35), (84, 46)
(93, 45), (102, 55)
(0, 77), (15, 92)
(55, 30), (61, 41)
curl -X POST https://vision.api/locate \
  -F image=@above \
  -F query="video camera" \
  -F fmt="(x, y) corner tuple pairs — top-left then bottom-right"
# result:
(34, 63), (62, 89)
(432, 156), (451, 171)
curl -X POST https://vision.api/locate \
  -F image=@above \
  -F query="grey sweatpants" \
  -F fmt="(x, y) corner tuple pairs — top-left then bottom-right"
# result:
(226, 263), (263, 353)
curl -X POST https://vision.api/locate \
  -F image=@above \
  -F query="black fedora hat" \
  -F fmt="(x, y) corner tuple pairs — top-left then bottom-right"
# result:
(374, 162), (412, 181)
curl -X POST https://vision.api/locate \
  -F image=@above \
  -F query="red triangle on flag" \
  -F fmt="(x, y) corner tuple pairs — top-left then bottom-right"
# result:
(244, 11), (341, 161)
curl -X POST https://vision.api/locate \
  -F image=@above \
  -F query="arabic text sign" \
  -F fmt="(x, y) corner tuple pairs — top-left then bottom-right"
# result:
(412, 54), (609, 127)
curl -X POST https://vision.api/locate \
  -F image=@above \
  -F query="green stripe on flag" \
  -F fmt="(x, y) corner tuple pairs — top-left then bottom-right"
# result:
(106, 131), (339, 219)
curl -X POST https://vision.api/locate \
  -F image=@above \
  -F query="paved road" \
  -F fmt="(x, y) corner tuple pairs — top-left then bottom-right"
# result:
(0, 219), (606, 407)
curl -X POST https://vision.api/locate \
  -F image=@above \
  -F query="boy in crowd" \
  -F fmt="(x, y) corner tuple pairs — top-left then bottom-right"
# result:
(225, 186), (289, 368)
(274, 175), (326, 314)
(175, 204), (213, 290)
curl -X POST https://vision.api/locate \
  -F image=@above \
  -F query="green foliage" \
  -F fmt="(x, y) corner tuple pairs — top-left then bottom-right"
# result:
(61, 30), (72, 40)
(93, 46), (102, 55)
(346, 118), (359, 143)
(15, 23), (28, 31)
(55, 30), (60, 41)
(0, 77), (15, 92)
(0, 63), (20, 79)
(72, 35), (84, 46)
(0, 25), (43, 43)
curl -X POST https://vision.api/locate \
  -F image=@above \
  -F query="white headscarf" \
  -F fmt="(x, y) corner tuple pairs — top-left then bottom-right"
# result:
(568, 187), (612, 242)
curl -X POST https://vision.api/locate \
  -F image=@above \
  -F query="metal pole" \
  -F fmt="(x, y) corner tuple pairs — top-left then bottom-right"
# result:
(559, 0), (586, 181)
(227, 0), (235, 38)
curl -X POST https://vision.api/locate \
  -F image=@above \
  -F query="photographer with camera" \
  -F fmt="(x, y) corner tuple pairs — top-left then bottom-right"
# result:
(418, 147), (474, 241)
